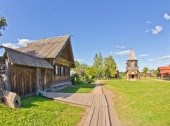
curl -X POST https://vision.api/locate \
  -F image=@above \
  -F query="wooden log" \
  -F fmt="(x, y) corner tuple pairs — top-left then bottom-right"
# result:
(36, 68), (41, 92)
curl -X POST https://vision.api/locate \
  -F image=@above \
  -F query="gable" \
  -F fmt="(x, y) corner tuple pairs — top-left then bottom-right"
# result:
(130, 71), (136, 75)
(127, 69), (138, 75)
(54, 39), (75, 68)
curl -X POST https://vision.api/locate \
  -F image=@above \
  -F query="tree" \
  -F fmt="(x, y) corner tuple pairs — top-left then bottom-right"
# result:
(153, 69), (158, 76)
(0, 16), (7, 36)
(85, 66), (97, 79)
(93, 53), (103, 79)
(71, 60), (90, 83)
(103, 56), (117, 78)
(143, 67), (149, 74)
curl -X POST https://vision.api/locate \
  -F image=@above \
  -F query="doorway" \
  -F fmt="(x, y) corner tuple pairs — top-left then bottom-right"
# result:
(131, 75), (135, 79)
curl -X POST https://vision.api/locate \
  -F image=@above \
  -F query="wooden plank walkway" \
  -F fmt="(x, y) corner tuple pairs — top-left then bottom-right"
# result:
(43, 83), (111, 126)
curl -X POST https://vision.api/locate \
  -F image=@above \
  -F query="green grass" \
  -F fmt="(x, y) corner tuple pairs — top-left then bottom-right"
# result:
(0, 96), (84, 126)
(57, 83), (94, 93)
(103, 79), (170, 126)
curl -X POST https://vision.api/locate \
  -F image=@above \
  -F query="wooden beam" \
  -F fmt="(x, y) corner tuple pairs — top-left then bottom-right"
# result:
(36, 68), (41, 92)
(56, 57), (73, 67)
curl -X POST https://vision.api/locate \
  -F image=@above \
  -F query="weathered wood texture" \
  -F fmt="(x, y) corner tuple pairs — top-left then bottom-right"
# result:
(0, 58), (5, 98)
(9, 65), (37, 96)
(2, 46), (53, 69)
(9, 65), (53, 96)
(53, 63), (71, 83)
(0, 35), (75, 97)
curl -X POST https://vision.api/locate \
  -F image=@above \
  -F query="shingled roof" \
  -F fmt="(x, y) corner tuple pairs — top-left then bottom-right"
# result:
(17, 35), (70, 58)
(1, 46), (53, 69)
(128, 48), (137, 60)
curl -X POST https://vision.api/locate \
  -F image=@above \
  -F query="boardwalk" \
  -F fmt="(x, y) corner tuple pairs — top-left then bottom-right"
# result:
(43, 82), (117, 126)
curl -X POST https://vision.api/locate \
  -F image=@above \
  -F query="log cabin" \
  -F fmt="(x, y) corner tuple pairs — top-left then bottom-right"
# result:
(0, 35), (75, 97)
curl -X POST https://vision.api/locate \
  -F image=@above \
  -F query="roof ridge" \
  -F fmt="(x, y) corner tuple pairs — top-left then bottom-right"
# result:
(158, 66), (170, 68)
(16, 35), (70, 50)
(26, 35), (70, 47)
(31, 35), (70, 42)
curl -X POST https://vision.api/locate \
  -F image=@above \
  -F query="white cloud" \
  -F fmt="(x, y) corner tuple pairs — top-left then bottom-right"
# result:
(158, 60), (164, 63)
(146, 21), (151, 24)
(145, 29), (149, 33)
(157, 55), (170, 60)
(151, 26), (163, 35)
(148, 59), (156, 62)
(116, 50), (130, 56)
(2, 43), (19, 49)
(139, 54), (150, 57)
(115, 45), (125, 49)
(164, 13), (170, 20)
(148, 55), (170, 62)
(2, 38), (33, 49)
(17, 39), (32, 47)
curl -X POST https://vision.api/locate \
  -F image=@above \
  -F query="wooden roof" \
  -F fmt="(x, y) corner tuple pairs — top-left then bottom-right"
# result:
(17, 35), (70, 58)
(1, 46), (53, 69)
(1, 35), (75, 68)
(158, 66), (170, 70)
(158, 66), (170, 74)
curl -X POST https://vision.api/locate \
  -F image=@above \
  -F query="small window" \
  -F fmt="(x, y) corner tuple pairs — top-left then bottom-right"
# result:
(55, 65), (58, 75)
(61, 66), (64, 75)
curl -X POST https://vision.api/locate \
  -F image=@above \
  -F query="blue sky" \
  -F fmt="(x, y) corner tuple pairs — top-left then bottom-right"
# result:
(0, 0), (170, 71)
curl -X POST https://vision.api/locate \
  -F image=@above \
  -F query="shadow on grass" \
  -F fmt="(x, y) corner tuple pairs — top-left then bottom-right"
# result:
(21, 96), (49, 108)
(57, 82), (95, 93)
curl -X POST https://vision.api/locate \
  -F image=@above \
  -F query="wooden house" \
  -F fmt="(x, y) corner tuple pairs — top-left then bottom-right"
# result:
(158, 66), (170, 80)
(145, 70), (152, 78)
(0, 35), (75, 96)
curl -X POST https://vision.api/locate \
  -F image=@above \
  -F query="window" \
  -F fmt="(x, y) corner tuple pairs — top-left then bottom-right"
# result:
(61, 66), (64, 75)
(55, 65), (58, 75)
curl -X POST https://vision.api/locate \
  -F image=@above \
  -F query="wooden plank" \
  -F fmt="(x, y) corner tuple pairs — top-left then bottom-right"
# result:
(79, 94), (86, 105)
(83, 94), (90, 106)
(105, 107), (110, 126)
(83, 106), (95, 126)
(90, 106), (99, 126)
(102, 107), (106, 126)
(97, 107), (103, 126)
(86, 94), (92, 106)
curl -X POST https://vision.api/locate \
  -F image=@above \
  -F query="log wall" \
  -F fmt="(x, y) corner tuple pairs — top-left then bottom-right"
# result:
(9, 65), (37, 96)
(9, 65), (53, 96)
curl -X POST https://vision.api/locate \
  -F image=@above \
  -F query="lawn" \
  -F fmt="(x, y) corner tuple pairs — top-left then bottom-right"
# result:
(0, 96), (84, 126)
(57, 83), (94, 93)
(103, 79), (170, 126)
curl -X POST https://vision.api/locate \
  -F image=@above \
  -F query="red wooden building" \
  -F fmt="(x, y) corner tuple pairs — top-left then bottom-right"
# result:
(158, 66), (170, 79)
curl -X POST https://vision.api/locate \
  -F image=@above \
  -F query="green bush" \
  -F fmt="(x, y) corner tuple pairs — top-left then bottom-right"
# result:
(71, 73), (93, 84)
